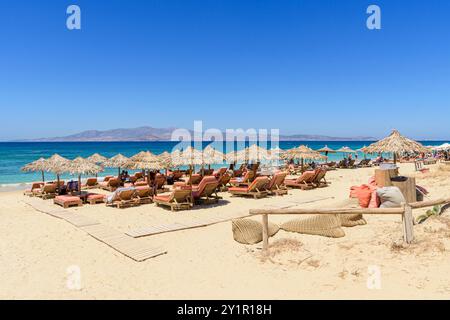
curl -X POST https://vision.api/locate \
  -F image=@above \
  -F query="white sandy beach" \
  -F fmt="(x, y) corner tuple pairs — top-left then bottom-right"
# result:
(1, 163), (450, 299)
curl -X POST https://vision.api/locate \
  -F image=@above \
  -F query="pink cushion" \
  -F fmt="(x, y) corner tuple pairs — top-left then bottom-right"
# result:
(154, 195), (170, 202)
(87, 194), (105, 200)
(55, 195), (80, 202)
(228, 187), (248, 192)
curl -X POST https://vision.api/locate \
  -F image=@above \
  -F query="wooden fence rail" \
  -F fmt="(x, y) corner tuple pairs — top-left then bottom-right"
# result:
(249, 197), (450, 251)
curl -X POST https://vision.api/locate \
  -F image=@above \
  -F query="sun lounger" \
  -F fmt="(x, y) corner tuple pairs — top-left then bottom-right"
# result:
(284, 171), (316, 190)
(192, 176), (220, 204)
(86, 193), (106, 205)
(24, 182), (44, 196)
(54, 195), (83, 208)
(153, 188), (193, 211)
(310, 168), (328, 188)
(217, 172), (232, 191)
(170, 170), (184, 181)
(155, 174), (168, 191)
(99, 177), (121, 191)
(134, 180), (148, 187)
(82, 177), (98, 189)
(33, 183), (58, 199)
(105, 187), (138, 209)
(174, 174), (202, 187)
(213, 167), (227, 178)
(134, 186), (153, 204)
(228, 176), (270, 199)
(230, 170), (255, 186)
(267, 172), (288, 196)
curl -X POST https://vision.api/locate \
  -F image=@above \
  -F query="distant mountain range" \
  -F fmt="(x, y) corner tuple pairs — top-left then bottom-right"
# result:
(19, 126), (377, 142)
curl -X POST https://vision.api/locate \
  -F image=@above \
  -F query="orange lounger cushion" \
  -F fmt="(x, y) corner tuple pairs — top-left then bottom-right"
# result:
(153, 195), (171, 202)
(55, 195), (81, 202)
(228, 187), (248, 192)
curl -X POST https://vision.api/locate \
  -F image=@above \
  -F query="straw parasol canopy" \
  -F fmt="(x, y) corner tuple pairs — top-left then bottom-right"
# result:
(179, 146), (204, 166)
(202, 145), (225, 165)
(125, 152), (163, 171)
(317, 145), (336, 154)
(268, 146), (284, 162)
(43, 154), (71, 191)
(234, 145), (271, 163)
(282, 145), (326, 171)
(21, 157), (48, 182)
(282, 145), (325, 161)
(45, 154), (71, 175)
(87, 153), (107, 164)
(336, 146), (357, 153)
(157, 151), (174, 169)
(362, 129), (430, 163)
(67, 157), (103, 176)
(104, 154), (129, 176)
(66, 157), (103, 192)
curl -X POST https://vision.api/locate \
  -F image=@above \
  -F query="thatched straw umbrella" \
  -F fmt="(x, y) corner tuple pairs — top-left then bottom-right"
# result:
(235, 145), (271, 164)
(202, 145), (225, 171)
(317, 145), (336, 157)
(336, 146), (357, 159)
(268, 146), (283, 161)
(87, 153), (107, 177)
(124, 152), (163, 192)
(156, 151), (174, 175)
(104, 154), (129, 177)
(21, 157), (48, 182)
(44, 154), (71, 192)
(66, 157), (103, 193)
(362, 129), (430, 164)
(87, 153), (107, 164)
(282, 145), (326, 171)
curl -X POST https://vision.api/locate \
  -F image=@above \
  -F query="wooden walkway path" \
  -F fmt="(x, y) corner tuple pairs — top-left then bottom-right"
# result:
(126, 197), (334, 238)
(24, 198), (167, 262)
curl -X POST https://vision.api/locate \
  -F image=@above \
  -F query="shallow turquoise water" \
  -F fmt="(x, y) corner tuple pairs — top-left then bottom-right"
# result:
(0, 141), (446, 186)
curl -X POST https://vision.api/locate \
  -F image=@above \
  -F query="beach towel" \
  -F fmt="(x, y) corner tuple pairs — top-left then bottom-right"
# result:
(377, 187), (406, 208)
(281, 215), (345, 238)
(231, 219), (279, 245)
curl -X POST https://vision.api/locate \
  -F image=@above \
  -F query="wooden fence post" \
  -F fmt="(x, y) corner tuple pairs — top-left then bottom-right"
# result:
(262, 214), (269, 251)
(402, 204), (414, 244)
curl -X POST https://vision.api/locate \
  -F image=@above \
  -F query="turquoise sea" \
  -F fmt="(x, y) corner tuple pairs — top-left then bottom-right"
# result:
(0, 141), (447, 188)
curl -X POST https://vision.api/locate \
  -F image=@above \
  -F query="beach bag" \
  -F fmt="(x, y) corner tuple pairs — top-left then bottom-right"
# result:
(281, 215), (345, 238)
(350, 185), (372, 208)
(232, 219), (279, 245)
(377, 187), (406, 208)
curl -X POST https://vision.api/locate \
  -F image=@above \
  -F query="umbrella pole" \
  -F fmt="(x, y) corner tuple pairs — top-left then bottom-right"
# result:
(394, 153), (397, 164)
(78, 175), (81, 193)
(41, 170), (45, 182)
(301, 158), (304, 172)
(57, 174), (60, 194)
(118, 167), (121, 178)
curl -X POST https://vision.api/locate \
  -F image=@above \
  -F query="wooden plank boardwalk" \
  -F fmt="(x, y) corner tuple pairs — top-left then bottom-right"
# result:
(126, 196), (334, 238)
(24, 198), (167, 262)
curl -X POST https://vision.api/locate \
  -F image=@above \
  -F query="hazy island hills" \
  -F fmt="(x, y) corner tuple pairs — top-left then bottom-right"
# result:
(18, 126), (377, 142)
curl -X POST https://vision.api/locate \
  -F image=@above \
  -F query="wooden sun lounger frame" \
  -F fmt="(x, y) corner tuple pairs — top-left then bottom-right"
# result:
(106, 190), (139, 209)
(154, 193), (193, 211)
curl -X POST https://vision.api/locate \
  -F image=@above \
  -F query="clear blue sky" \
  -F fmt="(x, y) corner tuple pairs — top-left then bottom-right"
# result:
(1, 0), (449, 140)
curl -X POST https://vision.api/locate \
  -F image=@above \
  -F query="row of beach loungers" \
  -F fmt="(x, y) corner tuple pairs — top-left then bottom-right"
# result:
(24, 167), (329, 211)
